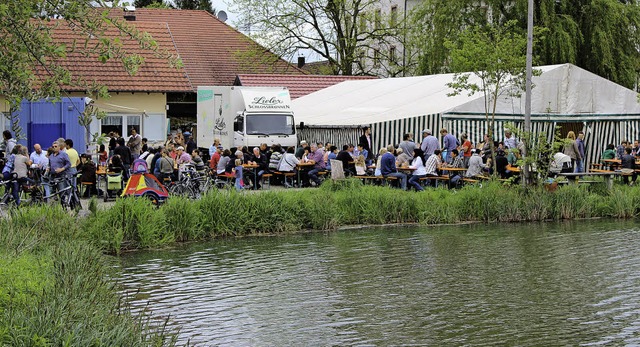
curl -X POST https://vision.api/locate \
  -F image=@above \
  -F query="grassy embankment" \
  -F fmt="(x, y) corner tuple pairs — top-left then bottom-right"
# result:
(85, 179), (640, 254)
(3, 179), (639, 343)
(0, 205), (177, 346)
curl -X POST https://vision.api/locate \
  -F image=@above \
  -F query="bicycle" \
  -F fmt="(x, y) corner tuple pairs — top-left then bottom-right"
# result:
(45, 176), (82, 212)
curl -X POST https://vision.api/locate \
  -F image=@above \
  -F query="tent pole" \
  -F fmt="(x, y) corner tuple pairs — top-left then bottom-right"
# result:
(524, 0), (534, 185)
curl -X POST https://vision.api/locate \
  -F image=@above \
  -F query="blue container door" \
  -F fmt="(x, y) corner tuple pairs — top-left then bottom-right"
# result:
(29, 123), (66, 151)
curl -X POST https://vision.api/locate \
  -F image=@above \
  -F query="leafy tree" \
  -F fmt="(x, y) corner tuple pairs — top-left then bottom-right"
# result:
(175, 0), (215, 14)
(445, 20), (532, 175)
(409, 0), (640, 89)
(230, 0), (404, 75)
(134, 0), (165, 7)
(0, 0), (180, 139)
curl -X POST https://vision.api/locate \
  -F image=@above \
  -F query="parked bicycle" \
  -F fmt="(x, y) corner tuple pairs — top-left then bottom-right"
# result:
(44, 176), (82, 212)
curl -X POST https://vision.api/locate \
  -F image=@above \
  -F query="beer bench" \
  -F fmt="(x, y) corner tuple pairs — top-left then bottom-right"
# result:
(557, 171), (620, 190)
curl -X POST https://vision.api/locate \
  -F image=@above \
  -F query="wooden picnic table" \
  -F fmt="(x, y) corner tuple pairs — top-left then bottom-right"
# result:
(506, 165), (521, 173)
(242, 164), (260, 190)
(295, 162), (315, 187)
(558, 171), (620, 190)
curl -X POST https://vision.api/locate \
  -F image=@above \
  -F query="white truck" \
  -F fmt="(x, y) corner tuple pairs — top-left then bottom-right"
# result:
(197, 86), (297, 151)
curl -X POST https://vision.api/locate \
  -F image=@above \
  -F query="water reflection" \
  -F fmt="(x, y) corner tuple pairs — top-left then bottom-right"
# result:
(118, 221), (640, 346)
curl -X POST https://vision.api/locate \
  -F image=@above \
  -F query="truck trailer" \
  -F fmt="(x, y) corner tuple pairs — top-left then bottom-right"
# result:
(197, 86), (297, 151)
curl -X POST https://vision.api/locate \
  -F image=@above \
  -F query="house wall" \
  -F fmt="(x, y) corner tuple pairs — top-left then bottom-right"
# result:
(67, 92), (168, 143)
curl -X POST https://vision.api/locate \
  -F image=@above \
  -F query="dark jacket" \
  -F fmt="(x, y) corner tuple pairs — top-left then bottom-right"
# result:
(359, 134), (373, 160)
(621, 154), (636, 169)
(113, 145), (132, 165)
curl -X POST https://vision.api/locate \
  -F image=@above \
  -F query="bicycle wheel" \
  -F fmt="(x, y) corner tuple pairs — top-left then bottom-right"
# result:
(169, 182), (192, 197)
(69, 191), (82, 212)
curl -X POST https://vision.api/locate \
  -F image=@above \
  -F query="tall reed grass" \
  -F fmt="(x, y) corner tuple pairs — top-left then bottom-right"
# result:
(0, 205), (177, 346)
(79, 179), (640, 254)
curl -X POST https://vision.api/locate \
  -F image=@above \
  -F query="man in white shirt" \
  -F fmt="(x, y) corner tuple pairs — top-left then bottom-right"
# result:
(30, 143), (48, 169)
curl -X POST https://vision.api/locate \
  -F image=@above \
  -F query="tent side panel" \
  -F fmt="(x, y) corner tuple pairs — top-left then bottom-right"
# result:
(297, 127), (361, 149)
(372, 114), (441, 153)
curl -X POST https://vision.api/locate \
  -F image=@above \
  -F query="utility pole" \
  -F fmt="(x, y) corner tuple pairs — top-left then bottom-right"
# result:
(524, 0), (533, 184)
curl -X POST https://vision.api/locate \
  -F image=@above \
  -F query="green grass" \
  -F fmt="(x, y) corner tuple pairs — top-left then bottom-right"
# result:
(2, 178), (640, 344)
(79, 179), (640, 254)
(0, 205), (177, 346)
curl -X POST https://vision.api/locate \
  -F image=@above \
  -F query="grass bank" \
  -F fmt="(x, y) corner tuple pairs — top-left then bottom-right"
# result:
(0, 206), (177, 346)
(84, 179), (640, 254)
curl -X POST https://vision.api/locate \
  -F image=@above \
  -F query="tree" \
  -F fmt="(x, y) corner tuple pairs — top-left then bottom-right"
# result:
(175, 0), (215, 14)
(445, 20), (532, 175)
(0, 0), (180, 140)
(230, 0), (405, 76)
(408, 0), (640, 89)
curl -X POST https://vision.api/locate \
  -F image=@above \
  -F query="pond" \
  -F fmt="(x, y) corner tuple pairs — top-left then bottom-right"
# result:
(118, 220), (640, 346)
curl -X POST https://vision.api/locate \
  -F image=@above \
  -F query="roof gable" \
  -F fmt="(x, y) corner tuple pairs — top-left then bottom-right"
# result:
(126, 9), (305, 88)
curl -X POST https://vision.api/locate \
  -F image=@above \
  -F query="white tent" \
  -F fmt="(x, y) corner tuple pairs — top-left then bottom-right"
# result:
(293, 63), (640, 166)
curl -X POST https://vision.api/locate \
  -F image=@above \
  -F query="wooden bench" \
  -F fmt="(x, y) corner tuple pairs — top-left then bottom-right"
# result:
(79, 181), (95, 197)
(274, 171), (296, 188)
(558, 171), (620, 190)
(419, 175), (449, 187)
(355, 175), (383, 184)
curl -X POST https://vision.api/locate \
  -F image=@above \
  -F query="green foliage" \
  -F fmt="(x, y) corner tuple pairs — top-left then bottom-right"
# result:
(0, 0), (182, 135)
(0, 209), (176, 345)
(408, 0), (640, 90)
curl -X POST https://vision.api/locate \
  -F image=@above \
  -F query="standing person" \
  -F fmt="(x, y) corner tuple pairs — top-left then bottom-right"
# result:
(30, 144), (48, 170)
(563, 131), (581, 170)
(64, 139), (80, 189)
(359, 127), (373, 162)
(575, 131), (586, 173)
(141, 138), (148, 153)
(398, 133), (416, 161)
(2, 130), (17, 157)
(503, 130), (517, 150)
(184, 132), (197, 155)
(380, 145), (407, 190)
(440, 128), (458, 164)
(459, 133), (473, 167)
(127, 128), (142, 160)
(10, 145), (32, 206)
(108, 131), (119, 156)
(420, 129), (439, 160)
(113, 137), (132, 180)
(408, 148), (426, 192)
(49, 141), (71, 189)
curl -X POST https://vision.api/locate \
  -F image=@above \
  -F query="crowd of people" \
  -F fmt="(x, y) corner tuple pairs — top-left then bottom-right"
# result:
(1, 124), (638, 203)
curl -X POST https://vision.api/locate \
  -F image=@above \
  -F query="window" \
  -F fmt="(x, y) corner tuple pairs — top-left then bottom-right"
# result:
(374, 9), (381, 30)
(373, 49), (380, 67)
(100, 114), (141, 137)
(391, 6), (397, 27)
(246, 114), (295, 135)
(389, 46), (396, 65)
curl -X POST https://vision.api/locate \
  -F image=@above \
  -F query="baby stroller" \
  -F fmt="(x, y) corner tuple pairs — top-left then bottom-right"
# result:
(103, 172), (123, 202)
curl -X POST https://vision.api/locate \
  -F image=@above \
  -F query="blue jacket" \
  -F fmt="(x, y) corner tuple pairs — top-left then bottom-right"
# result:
(380, 152), (397, 175)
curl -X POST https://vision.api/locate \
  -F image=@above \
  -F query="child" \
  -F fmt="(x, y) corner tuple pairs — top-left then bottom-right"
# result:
(98, 144), (108, 167)
(234, 158), (244, 191)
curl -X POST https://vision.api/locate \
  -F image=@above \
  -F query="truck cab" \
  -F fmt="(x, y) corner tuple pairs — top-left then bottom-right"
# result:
(197, 86), (297, 151)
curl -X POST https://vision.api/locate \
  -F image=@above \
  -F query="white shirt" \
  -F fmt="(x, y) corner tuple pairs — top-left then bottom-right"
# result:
(30, 150), (48, 169)
(410, 157), (427, 176)
(278, 153), (299, 172)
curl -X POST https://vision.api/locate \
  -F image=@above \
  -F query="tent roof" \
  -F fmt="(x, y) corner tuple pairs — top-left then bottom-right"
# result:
(292, 64), (640, 126)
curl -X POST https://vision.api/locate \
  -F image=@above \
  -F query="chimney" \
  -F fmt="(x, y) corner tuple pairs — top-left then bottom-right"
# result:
(297, 56), (305, 69)
(124, 5), (136, 21)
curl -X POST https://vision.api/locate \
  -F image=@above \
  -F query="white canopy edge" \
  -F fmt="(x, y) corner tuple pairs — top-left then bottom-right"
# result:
(292, 64), (640, 126)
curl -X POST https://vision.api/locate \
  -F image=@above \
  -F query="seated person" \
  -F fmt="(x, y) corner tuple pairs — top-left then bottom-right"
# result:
(380, 145), (407, 190)
(495, 149), (512, 179)
(108, 154), (125, 174)
(191, 149), (206, 171)
(78, 154), (98, 197)
(336, 145), (355, 176)
(621, 147), (637, 185)
(465, 149), (488, 178)
(395, 148), (411, 168)
(602, 144), (616, 160)
(423, 149), (442, 187)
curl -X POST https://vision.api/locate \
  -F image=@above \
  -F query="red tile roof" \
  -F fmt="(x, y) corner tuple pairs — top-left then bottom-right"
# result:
(127, 9), (305, 88)
(235, 74), (378, 99)
(47, 20), (192, 93)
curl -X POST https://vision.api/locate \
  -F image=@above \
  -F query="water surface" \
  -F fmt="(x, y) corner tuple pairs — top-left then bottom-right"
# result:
(118, 221), (640, 346)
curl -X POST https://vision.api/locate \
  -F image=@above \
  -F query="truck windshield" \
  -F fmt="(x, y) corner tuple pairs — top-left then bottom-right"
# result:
(246, 114), (295, 135)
